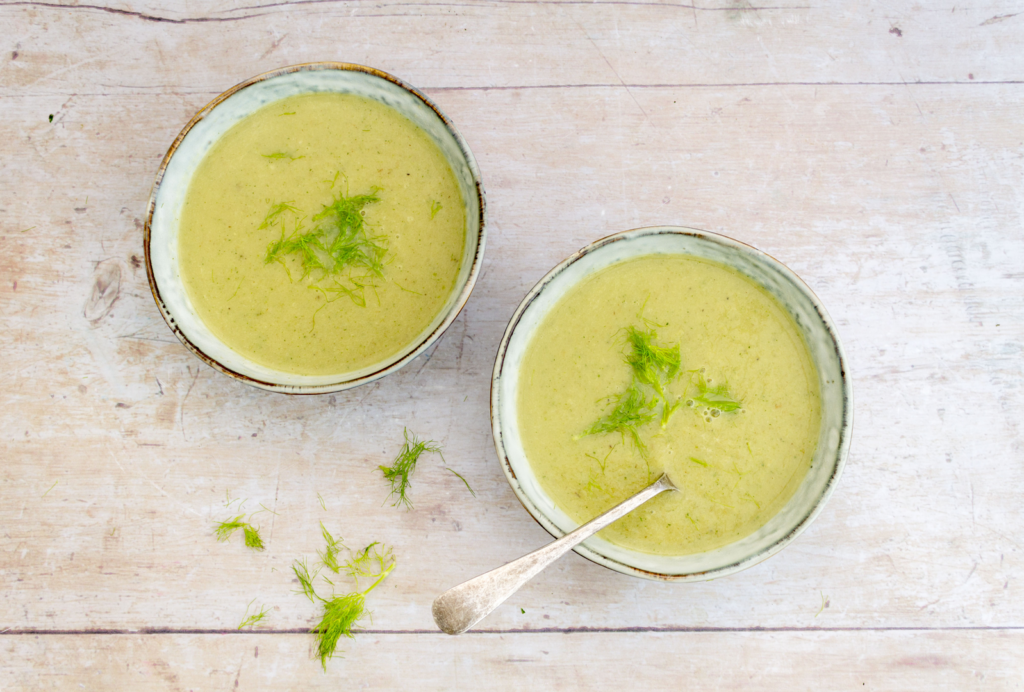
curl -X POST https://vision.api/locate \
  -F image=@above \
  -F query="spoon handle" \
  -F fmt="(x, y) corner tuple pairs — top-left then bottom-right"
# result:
(432, 473), (676, 635)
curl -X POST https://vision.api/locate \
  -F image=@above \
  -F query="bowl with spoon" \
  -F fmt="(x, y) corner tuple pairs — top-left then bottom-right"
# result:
(434, 227), (851, 633)
(444, 228), (850, 620)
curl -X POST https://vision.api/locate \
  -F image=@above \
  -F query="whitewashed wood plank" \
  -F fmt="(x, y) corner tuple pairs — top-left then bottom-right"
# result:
(2, 630), (1021, 690)
(2, 0), (1022, 100)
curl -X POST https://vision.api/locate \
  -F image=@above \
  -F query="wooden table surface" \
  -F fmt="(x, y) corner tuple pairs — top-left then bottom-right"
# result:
(2, 1), (1022, 689)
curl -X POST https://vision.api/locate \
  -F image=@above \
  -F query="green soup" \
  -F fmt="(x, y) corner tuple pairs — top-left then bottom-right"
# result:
(178, 92), (465, 376)
(517, 254), (821, 556)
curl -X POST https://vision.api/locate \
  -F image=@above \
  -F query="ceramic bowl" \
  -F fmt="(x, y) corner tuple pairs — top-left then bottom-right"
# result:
(144, 63), (485, 393)
(492, 227), (852, 581)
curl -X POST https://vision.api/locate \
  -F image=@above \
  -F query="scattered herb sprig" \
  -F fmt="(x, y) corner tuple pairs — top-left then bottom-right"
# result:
(214, 514), (266, 551)
(378, 429), (444, 509)
(312, 561), (393, 672)
(238, 599), (270, 630)
(214, 498), (277, 551)
(445, 467), (476, 496)
(312, 592), (366, 669)
(299, 537), (397, 671)
(242, 524), (265, 550)
(210, 492), (407, 671)
(317, 522), (346, 574)
(292, 557), (320, 602)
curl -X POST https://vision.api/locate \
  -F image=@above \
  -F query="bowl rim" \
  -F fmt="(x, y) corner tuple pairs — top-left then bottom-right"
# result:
(143, 62), (487, 394)
(490, 226), (852, 582)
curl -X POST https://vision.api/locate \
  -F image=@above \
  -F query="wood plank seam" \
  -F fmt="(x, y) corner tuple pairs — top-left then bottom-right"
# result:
(5, 626), (1024, 636)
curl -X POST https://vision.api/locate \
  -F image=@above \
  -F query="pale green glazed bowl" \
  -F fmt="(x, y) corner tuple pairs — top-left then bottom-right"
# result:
(492, 227), (852, 581)
(145, 63), (485, 394)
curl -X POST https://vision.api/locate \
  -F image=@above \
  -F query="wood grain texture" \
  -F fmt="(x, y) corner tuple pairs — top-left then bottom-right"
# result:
(1, 0), (1022, 688)
(2, 631), (1022, 690)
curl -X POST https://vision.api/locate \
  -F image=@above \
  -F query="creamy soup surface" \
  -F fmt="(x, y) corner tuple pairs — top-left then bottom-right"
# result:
(517, 254), (822, 556)
(178, 92), (465, 376)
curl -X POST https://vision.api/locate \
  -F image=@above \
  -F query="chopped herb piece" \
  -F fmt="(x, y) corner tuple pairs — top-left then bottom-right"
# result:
(309, 189), (384, 269)
(292, 557), (320, 602)
(445, 467), (476, 496)
(312, 592), (364, 669)
(262, 187), (386, 306)
(582, 380), (658, 458)
(690, 371), (742, 412)
(624, 326), (683, 426)
(391, 279), (423, 295)
(214, 510), (265, 552)
(258, 202), (300, 231)
(317, 522), (346, 573)
(585, 447), (615, 473)
(238, 599), (270, 630)
(689, 457), (708, 467)
(584, 468), (609, 495)
(242, 524), (265, 551)
(625, 326), (681, 398)
(343, 542), (395, 586)
(430, 200), (443, 219)
(251, 503), (278, 518)
(379, 429), (443, 509)
(583, 325), (684, 455)
(262, 152), (304, 160)
(214, 515), (247, 541)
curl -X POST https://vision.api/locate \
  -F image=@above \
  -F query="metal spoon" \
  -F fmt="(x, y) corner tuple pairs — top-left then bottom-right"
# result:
(432, 473), (678, 635)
